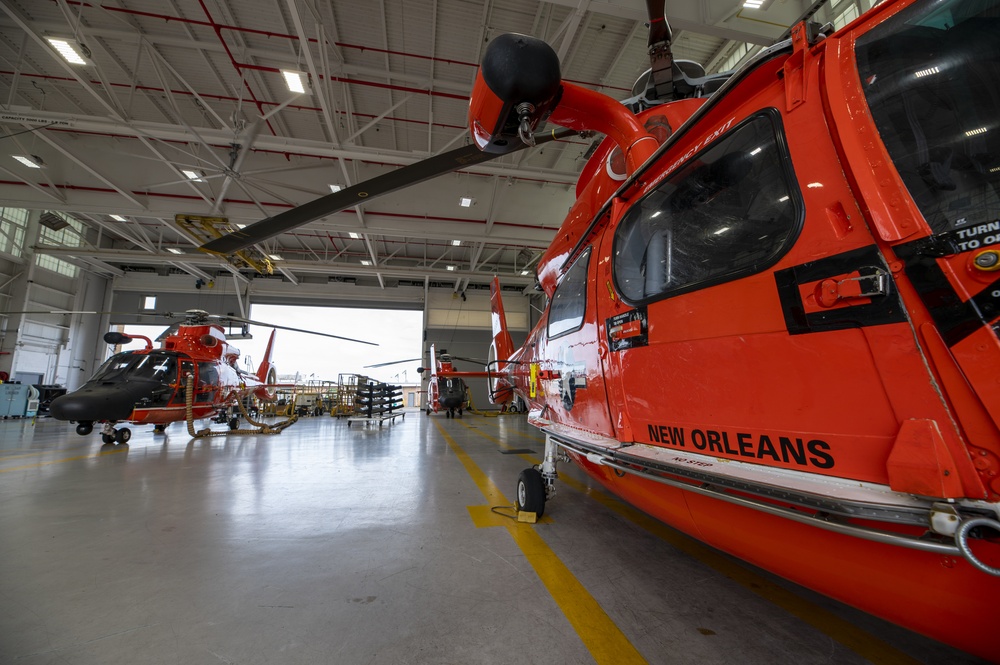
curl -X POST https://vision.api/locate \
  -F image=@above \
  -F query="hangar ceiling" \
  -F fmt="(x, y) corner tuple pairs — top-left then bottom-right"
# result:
(0, 0), (839, 296)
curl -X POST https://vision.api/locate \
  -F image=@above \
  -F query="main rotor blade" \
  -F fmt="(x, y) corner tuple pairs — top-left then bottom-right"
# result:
(200, 128), (578, 256)
(221, 315), (378, 346)
(363, 357), (422, 369)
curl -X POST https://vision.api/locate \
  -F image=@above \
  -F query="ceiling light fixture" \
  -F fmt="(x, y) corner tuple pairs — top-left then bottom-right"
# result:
(446, 265), (456, 271)
(268, 254), (283, 261)
(361, 259), (372, 266)
(45, 37), (90, 66)
(459, 197), (474, 208)
(451, 239), (461, 246)
(349, 232), (361, 239)
(166, 247), (184, 254)
(110, 214), (126, 221)
(181, 169), (204, 182)
(12, 155), (43, 168)
(282, 70), (307, 94)
(329, 184), (343, 193)
(520, 270), (530, 276)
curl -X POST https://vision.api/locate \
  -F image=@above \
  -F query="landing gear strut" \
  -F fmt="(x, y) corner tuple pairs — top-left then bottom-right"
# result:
(516, 433), (559, 519)
(100, 422), (131, 445)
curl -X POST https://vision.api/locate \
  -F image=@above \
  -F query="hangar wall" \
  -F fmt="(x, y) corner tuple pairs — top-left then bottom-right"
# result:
(0, 209), (112, 391)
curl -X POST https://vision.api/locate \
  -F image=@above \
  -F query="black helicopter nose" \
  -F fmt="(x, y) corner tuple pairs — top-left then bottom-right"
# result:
(50, 386), (137, 422)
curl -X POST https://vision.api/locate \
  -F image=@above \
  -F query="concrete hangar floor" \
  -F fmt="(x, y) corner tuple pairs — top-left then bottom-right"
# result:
(0, 412), (987, 665)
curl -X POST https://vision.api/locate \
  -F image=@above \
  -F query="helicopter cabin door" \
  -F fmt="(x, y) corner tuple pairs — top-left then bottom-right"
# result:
(596, 49), (965, 490)
(537, 246), (615, 436)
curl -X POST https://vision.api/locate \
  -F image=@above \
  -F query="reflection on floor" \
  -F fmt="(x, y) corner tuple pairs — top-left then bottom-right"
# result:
(0, 412), (987, 664)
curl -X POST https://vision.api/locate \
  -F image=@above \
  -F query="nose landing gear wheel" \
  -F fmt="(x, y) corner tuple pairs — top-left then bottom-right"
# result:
(101, 433), (115, 444)
(516, 468), (546, 518)
(115, 428), (131, 444)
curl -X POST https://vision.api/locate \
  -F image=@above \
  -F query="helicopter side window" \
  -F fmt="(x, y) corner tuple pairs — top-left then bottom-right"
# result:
(855, 0), (1000, 236)
(191, 362), (218, 404)
(613, 111), (802, 304)
(548, 248), (591, 339)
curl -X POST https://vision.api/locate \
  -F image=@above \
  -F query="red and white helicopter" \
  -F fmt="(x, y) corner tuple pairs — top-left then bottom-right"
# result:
(48, 309), (374, 442)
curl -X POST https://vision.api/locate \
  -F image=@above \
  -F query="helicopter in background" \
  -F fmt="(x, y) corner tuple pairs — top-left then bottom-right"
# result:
(201, 0), (1000, 659)
(366, 346), (487, 417)
(48, 309), (375, 443)
(418, 346), (488, 418)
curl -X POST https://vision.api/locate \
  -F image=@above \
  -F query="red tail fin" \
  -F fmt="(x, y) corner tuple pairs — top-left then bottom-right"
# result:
(490, 277), (515, 362)
(254, 329), (278, 400)
(489, 277), (515, 404)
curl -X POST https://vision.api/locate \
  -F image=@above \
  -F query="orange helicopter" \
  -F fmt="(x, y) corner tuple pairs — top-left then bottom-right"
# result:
(366, 346), (490, 417)
(202, 0), (1000, 659)
(49, 309), (375, 443)
(418, 346), (491, 417)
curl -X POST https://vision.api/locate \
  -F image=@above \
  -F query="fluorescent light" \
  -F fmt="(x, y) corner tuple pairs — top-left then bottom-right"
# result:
(446, 265), (456, 271)
(914, 66), (940, 78)
(268, 254), (283, 261)
(235, 223), (246, 229)
(778, 195), (790, 202)
(329, 184), (343, 193)
(743, 0), (764, 8)
(650, 211), (662, 219)
(282, 70), (306, 94)
(520, 270), (530, 276)
(166, 247), (184, 254)
(110, 214), (126, 221)
(12, 155), (42, 168)
(807, 182), (823, 188)
(181, 169), (204, 182)
(360, 259), (372, 266)
(459, 197), (474, 208)
(713, 227), (730, 235)
(451, 239), (462, 246)
(966, 127), (988, 137)
(348, 232), (360, 239)
(46, 37), (89, 65)
(749, 147), (762, 156)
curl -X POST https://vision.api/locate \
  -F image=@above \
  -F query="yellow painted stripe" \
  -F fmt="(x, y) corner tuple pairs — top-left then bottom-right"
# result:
(433, 418), (647, 665)
(0, 441), (96, 461)
(0, 446), (128, 473)
(465, 418), (922, 665)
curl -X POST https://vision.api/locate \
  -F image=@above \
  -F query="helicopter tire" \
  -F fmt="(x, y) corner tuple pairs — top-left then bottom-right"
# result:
(115, 428), (131, 444)
(228, 417), (239, 430)
(101, 433), (115, 445)
(76, 422), (93, 436)
(516, 468), (546, 518)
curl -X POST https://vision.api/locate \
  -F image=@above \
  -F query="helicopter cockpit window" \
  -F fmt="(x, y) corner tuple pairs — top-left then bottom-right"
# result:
(548, 248), (591, 339)
(91, 352), (178, 383)
(613, 111), (801, 304)
(855, 0), (1000, 235)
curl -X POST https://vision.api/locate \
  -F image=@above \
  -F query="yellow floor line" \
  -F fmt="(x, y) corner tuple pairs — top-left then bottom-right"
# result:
(0, 441), (97, 461)
(462, 417), (922, 665)
(0, 446), (128, 473)
(433, 419), (647, 665)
